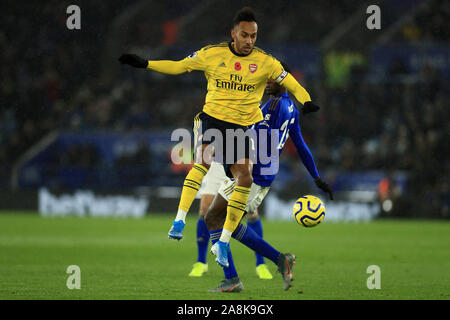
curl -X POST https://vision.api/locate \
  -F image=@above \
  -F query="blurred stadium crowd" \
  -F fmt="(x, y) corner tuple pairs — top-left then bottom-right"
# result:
(0, 0), (448, 217)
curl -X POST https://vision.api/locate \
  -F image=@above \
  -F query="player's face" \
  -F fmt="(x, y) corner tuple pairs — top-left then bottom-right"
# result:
(231, 21), (257, 55)
(265, 79), (281, 96)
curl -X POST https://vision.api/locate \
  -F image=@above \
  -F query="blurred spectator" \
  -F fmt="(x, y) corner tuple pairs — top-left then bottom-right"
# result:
(323, 51), (366, 88)
(60, 143), (100, 168)
(1, 1), (448, 217)
(115, 140), (153, 167)
(114, 139), (154, 186)
(399, 0), (449, 43)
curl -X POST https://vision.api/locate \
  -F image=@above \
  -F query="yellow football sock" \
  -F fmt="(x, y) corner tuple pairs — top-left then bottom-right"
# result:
(178, 164), (208, 212)
(223, 186), (251, 233)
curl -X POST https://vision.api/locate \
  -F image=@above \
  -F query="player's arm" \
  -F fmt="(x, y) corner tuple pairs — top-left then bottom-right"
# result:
(147, 60), (190, 74)
(289, 114), (334, 200)
(270, 60), (320, 115)
(119, 50), (206, 75)
(279, 73), (321, 115)
(288, 115), (319, 180)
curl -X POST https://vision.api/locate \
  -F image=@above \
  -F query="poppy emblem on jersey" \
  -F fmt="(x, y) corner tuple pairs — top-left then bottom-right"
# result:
(249, 64), (257, 73)
(234, 62), (242, 71)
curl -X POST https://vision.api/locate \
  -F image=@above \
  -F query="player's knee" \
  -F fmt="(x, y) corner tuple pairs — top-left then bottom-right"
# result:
(236, 171), (253, 188)
(231, 162), (253, 188)
(195, 145), (213, 168)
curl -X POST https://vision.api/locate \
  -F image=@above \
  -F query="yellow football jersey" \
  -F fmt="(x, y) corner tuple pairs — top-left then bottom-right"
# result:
(179, 42), (287, 126)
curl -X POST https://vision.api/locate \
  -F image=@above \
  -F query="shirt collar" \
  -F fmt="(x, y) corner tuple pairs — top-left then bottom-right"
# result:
(228, 41), (252, 57)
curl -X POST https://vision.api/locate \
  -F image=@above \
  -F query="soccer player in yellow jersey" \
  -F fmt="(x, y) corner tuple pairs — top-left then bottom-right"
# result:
(119, 7), (321, 268)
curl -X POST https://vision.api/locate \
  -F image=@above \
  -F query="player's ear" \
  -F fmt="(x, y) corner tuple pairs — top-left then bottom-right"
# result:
(231, 27), (236, 39)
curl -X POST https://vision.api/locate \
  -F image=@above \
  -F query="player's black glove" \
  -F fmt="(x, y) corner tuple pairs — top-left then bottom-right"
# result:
(302, 101), (320, 115)
(118, 54), (148, 68)
(314, 177), (334, 200)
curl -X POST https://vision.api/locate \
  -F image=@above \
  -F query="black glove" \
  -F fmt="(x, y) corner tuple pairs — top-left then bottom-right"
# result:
(118, 54), (148, 68)
(315, 177), (334, 200)
(302, 101), (320, 115)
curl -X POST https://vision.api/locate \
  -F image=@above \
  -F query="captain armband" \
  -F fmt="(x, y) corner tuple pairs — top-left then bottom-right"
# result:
(275, 70), (288, 83)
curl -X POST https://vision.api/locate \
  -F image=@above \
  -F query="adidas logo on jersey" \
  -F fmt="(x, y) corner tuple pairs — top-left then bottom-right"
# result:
(218, 62), (226, 67)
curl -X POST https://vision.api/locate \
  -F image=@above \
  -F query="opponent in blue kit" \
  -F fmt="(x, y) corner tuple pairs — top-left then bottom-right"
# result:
(205, 62), (333, 292)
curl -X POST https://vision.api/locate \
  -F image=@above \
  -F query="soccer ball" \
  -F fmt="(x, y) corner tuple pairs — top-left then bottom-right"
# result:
(293, 195), (325, 227)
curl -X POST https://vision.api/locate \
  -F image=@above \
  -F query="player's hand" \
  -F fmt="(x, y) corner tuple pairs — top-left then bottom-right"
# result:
(118, 54), (148, 68)
(314, 177), (334, 200)
(302, 101), (320, 115)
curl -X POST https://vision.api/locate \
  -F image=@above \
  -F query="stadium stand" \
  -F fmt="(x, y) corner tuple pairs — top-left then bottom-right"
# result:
(0, 1), (448, 217)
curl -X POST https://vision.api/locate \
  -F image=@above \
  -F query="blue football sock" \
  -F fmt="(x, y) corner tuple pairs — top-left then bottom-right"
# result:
(209, 229), (238, 279)
(196, 216), (210, 264)
(247, 216), (265, 266)
(233, 223), (280, 265)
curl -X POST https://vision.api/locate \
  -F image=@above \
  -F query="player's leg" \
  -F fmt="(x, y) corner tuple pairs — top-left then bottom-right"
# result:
(232, 222), (296, 290)
(207, 249), (243, 293)
(246, 208), (272, 279)
(209, 190), (280, 272)
(247, 209), (265, 266)
(169, 113), (213, 240)
(213, 159), (253, 267)
(188, 194), (212, 277)
(206, 181), (295, 291)
(204, 192), (229, 230)
(189, 162), (227, 276)
(206, 193), (294, 291)
(205, 194), (243, 292)
(214, 125), (257, 258)
(197, 193), (214, 262)
(169, 143), (211, 240)
(175, 143), (212, 222)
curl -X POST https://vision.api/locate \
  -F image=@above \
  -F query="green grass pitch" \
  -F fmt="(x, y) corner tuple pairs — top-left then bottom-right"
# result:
(0, 212), (449, 300)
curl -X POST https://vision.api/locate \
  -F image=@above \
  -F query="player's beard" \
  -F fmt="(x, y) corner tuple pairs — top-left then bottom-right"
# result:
(236, 41), (253, 55)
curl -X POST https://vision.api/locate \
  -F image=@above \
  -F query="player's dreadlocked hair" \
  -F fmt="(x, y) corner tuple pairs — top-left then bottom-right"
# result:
(233, 7), (257, 26)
